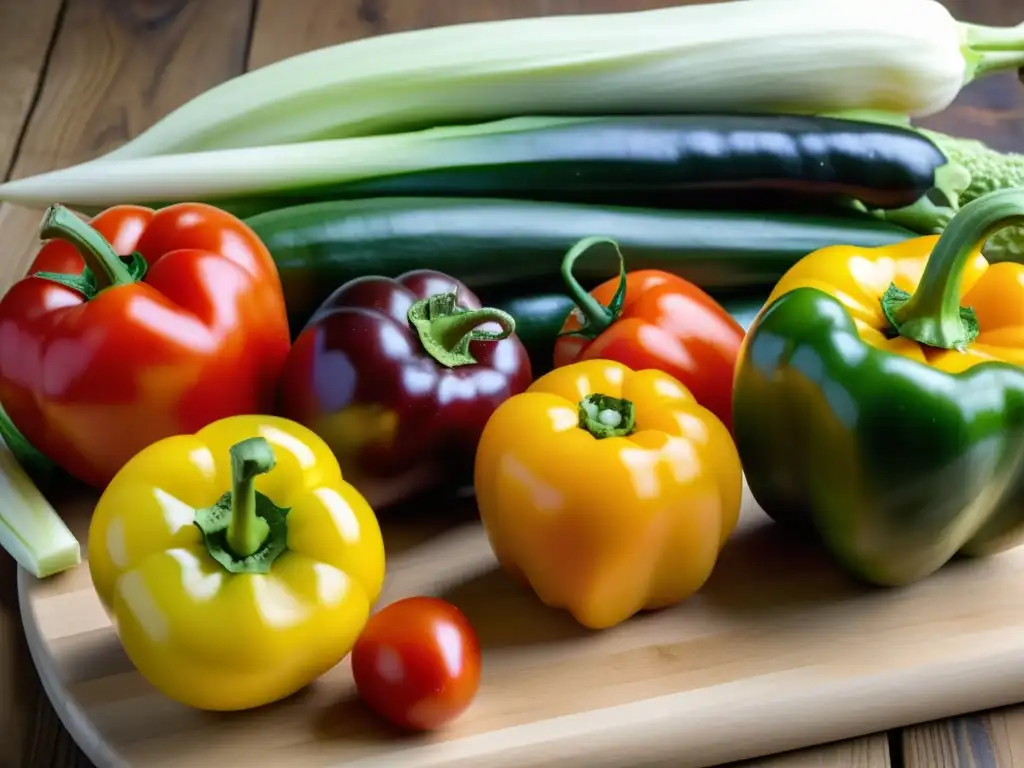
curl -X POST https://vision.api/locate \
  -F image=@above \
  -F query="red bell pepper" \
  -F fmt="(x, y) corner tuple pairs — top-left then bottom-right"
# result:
(0, 203), (291, 488)
(553, 236), (744, 432)
(277, 269), (532, 508)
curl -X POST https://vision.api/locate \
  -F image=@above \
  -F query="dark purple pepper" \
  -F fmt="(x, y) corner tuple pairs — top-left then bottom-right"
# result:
(277, 269), (532, 506)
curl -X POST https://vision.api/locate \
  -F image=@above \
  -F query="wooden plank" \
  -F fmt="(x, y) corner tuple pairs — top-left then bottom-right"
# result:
(0, 3), (67, 764)
(0, 0), (257, 296)
(0, 3), (259, 766)
(732, 737), (892, 767)
(905, 708), (1007, 768)
(903, 706), (1024, 768)
(0, 0), (63, 178)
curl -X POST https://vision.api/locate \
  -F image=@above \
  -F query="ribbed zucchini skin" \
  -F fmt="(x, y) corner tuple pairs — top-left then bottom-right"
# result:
(245, 196), (915, 334)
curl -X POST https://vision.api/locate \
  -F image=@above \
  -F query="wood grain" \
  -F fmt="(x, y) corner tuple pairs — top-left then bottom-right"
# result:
(20, 483), (1024, 768)
(732, 738), (891, 768)
(903, 706), (1024, 768)
(0, 0), (63, 179)
(0, 4), (67, 765)
(0, 0), (257, 292)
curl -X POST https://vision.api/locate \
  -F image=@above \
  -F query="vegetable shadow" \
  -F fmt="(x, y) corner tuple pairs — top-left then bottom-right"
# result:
(378, 484), (479, 557)
(311, 691), (426, 744)
(438, 567), (592, 650)
(698, 517), (871, 617)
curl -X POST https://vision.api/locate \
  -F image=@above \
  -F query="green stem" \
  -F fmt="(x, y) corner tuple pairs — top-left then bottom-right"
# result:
(37, 205), (135, 290)
(560, 236), (628, 340)
(882, 189), (1024, 350)
(225, 438), (275, 558)
(408, 289), (516, 368)
(0, 402), (55, 479)
(578, 394), (636, 440)
(962, 23), (1024, 81)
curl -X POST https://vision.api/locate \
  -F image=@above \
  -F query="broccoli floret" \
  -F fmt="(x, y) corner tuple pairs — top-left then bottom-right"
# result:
(921, 129), (1024, 262)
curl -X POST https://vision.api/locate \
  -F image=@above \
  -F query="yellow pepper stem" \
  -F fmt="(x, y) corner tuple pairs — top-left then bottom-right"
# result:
(407, 289), (516, 369)
(193, 437), (291, 575)
(578, 393), (636, 439)
(226, 438), (276, 558)
(882, 188), (1024, 351)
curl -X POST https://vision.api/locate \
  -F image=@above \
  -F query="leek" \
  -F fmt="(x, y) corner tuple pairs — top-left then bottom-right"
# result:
(0, 117), (599, 209)
(0, 406), (79, 578)
(74, 0), (1023, 162)
(2, 115), (1022, 260)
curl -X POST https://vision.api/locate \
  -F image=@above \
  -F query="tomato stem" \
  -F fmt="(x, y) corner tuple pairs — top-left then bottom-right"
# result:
(578, 393), (636, 439)
(37, 205), (136, 291)
(560, 236), (628, 340)
(408, 289), (516, 368)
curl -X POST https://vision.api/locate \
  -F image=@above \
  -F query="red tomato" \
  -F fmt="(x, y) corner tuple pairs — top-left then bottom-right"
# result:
(352, 597), (481, 731)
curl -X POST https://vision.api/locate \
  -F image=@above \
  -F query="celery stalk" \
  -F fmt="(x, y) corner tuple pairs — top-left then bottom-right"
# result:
(0, 408), (79, 578)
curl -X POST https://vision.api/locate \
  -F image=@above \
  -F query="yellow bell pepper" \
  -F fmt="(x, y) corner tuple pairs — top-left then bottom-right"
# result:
(762, 205), (1024, 374)
(473, 359), (742, 630)
(88, 415), (385, 711)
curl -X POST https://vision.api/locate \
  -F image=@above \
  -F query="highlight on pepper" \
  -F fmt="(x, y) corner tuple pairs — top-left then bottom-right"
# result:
(277, 269), (532, 509)
(87, 414), (386, 712)
(474, 358), (743, 630)
(734, 187), (1024, 589)
(0, 202), (291, 490)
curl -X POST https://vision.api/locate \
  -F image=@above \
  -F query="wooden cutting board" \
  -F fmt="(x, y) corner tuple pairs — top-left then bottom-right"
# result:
(19, 479), (1024, 768)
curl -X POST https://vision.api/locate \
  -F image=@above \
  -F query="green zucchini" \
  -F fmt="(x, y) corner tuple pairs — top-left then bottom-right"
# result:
(490, 292), (768, 375)
(244, 196), (915, 333)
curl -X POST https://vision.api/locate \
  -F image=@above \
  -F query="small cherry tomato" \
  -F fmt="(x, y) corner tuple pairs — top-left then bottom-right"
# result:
(351, 597), (481, 731)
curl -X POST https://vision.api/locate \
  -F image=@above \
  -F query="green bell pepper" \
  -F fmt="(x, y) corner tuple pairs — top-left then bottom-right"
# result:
(733, 189), (1024, 586)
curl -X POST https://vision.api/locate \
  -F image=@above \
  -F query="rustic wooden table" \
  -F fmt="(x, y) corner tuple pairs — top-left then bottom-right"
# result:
(1, 0), (1022, 766)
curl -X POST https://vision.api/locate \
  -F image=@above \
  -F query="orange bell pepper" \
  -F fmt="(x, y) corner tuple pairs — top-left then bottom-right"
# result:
(473, 359), (742, 630)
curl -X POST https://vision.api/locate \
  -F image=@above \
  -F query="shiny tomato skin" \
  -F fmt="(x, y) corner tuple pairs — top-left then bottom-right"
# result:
(351, 597), (481, 731)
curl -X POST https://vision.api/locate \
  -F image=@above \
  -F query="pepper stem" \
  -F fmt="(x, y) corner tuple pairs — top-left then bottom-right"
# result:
(882, 189), (1024, 351)
(408, 289), (516, 368)
(559, 236), (628, 340)
(38, 205), (135, 290)
(225, 438), (276, 558)
(0, 402), (55, 479)
(578, 394), (636, 439)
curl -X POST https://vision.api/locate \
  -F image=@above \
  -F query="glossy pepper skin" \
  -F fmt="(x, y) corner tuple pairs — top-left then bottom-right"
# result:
(554, 237), (745, 433)
(734, 188), (1024, 588)
(475, 359), (742, 630)
(277, 269), (532, 507)
(0, 204), (290, 489)
(88, 415), (385, 712)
